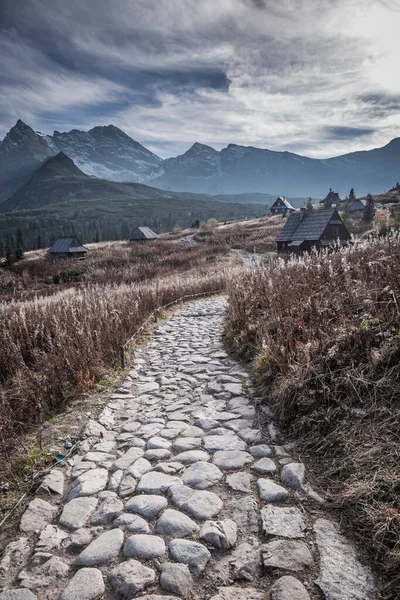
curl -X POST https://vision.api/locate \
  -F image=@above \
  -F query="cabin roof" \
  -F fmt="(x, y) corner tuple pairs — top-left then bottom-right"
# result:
(271, 196), (295, 210)
(275, 208), (340, 242)
(47, 236), (88, 253)
(128, 226), (158, 240)
(349, 199), (366, 211)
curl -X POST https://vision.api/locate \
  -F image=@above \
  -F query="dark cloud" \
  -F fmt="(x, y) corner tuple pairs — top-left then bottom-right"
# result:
(324, 126), (376, 140)
(0, 0), (398, 157)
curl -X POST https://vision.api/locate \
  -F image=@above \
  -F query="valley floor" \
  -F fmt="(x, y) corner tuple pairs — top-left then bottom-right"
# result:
(0, 297), (376, 600)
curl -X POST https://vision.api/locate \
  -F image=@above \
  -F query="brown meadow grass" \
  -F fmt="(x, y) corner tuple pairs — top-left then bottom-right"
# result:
(224, 233), (400, 597)
(0, 240), (237, 454)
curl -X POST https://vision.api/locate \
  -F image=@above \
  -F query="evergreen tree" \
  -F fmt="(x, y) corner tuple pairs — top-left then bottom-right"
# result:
(37, 231), (42, 250)
(349, 188), (356, 202)
(5, 238), (15, 266)
(305, 197), (314, 211)
(363, 194), (375, 224)
(15, 229), (24, 261)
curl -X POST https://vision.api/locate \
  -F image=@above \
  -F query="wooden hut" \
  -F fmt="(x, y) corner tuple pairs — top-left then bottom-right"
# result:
(320, 189), (342, 207)
(128, 226), (158, 242)
(270, 197), (296, 216)
(47, 237), (88, 259)
(275, 208), (350, 255)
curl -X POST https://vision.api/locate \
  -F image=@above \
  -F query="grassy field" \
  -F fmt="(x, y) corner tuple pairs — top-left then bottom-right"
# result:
(224, 234), (400, 598)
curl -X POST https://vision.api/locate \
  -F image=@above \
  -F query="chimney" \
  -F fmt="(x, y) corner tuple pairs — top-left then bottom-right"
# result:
(299, 207), (306, 221)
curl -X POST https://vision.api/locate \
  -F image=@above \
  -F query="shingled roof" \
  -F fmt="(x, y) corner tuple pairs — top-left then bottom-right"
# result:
(271, 196), (296, 210)
(47, 237), (88, 254)
(128, 226), (158, 241)
(275, 208), (341, 242)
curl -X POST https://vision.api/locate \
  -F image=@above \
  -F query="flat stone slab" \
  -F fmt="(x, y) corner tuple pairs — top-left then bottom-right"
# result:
(252, 457), (277, 474)
(124, 534), (166, 559)
(156, 509), (199, 537)
(125, 494), (168, 518)
(111, 447), (144, 472)
(203, 435), (247, 452)
(249, 444), (272, 457)
(125, 458), (152, 479)
(209, 587), (266, 600)
(90, 496), (123, 525)
(169, 539), (211, 576)
(0, 591), (38, 599)
(270, 576), (311, 599)
(226, 497), (259, 534)
(182, 490), (223, 519)
(159, 562), (193, 598)
(173, 450), (210, 464)
(213, 450), (254, 470)
(36, 470), (64, 496)
(20, 499), (58, 533)
(226, 472), (252, 493)
(59, 497), (98, 530)
(75, 529), (124, 566)
(314, 518), (376, 600)
(136, 471), (182, 493)
(181, 461), (223, 489)
(200, 519), (237, 549)
(108, 559), (156, 598)
(261, 505), (306, 538)
(68, 468), (108, 499)
(113, 513), (150, 533)
(59, 568), (105, 600)
(281, 463), (305, 490)
(262, 539), (314, 572)
(173, 437), (201, 452)
(257, 479), (289, 502)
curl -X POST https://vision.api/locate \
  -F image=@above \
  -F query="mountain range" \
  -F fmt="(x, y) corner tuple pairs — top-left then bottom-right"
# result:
(0, 120), (399, 203)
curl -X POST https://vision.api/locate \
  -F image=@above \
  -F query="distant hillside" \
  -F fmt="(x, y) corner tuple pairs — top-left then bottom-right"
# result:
(0, 152), (272, 215)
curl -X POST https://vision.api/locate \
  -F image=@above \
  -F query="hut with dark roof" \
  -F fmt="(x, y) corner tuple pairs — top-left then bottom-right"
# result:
(47, 237), (88, 259)
(275, 208), (350, 255)
(270, 196), (296, 216)
(320, 189), (342, 207)
(128, 226), (158, 242)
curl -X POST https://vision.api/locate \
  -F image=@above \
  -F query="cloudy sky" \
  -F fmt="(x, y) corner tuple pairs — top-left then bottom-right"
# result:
(1, 0), (399, 158)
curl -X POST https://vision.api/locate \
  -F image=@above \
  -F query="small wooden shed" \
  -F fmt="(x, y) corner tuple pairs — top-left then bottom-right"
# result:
(47, 236), (88, 259)
(128, 226), (158, 242)
(275, 208), (350, 255)
(270, 197), (296, 216)
(320, 189), (342, 207)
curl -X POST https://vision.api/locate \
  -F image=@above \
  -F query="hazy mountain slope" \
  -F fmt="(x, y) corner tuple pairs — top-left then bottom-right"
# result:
(154, 140), (400, 196)
(0, 152), (274, 213)
(0, 120), (54, 200)
(52, 125), (163, 183)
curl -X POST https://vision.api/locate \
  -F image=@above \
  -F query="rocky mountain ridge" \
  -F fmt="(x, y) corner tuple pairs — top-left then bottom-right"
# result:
(1, 119), (399, 201)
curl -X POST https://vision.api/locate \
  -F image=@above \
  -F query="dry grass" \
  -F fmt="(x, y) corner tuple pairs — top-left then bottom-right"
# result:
(224, 234), (400, 598)
(0, 240), (237, 455)
(194, 215), (284, 252)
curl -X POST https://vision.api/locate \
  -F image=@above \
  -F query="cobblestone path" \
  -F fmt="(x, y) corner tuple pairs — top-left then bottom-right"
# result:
(0, 297), (377, 600)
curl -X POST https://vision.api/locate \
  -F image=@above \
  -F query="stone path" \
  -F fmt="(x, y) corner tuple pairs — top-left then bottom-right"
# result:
(0, 297), (377, 600)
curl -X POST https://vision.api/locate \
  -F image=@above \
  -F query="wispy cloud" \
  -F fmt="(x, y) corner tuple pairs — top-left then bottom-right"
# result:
(0, 0), (399, 157)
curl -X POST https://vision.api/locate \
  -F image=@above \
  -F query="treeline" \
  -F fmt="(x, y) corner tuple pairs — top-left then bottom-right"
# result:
(0, 230), (24, 263)
(0, 198), (266, 251)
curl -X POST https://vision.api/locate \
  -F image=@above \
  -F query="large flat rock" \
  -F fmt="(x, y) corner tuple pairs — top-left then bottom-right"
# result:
(59, 568), (105, 600)
(75, 529), (124, 566)
(261, 505), (306, 538)
(20, 499), (58, 533)
(314, 519), (376, 600)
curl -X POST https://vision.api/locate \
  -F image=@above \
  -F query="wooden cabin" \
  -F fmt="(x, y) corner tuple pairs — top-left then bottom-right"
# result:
(349, 199), (366, 213)
(47, 236), (88, 259)
(319, 189), (342, 208)
(128, 226), (158, 242)
(270, 196), (296, 216)
(275, 208), (351, 255)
